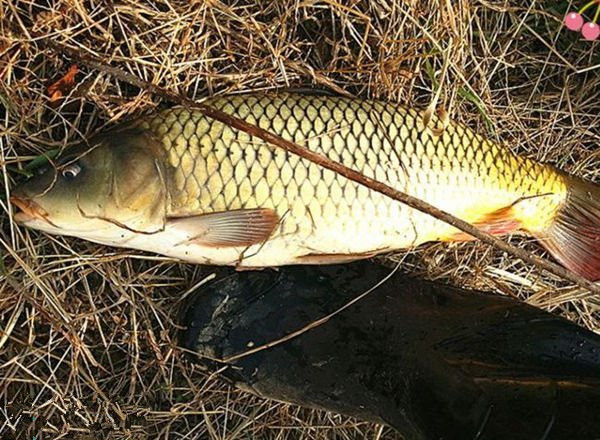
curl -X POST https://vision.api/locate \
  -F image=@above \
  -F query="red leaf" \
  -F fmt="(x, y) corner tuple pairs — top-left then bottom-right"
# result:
(47, 65), (78, 102)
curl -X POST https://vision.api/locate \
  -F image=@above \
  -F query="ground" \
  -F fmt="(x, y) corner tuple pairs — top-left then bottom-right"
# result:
(1, 0), (599, 439)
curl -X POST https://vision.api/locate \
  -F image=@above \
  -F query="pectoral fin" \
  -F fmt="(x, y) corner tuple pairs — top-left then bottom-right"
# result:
(168, 209), (279, 248)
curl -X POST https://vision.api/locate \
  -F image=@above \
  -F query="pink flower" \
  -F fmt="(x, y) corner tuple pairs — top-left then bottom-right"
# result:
(582, 22), (600, 40)
(565, 11), (584, 31)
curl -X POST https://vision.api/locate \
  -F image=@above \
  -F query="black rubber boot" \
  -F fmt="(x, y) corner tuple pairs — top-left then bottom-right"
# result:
(180, 262), (600, 440)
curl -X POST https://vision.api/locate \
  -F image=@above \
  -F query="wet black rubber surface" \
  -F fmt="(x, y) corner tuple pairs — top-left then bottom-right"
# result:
(180, 262), (600, 440)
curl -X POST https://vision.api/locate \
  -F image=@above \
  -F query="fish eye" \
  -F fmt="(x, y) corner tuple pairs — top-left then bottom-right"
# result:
(61, 162), (81, 180)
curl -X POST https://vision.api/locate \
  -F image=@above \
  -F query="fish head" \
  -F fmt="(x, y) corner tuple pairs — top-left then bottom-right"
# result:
(11, 130), (168, 242)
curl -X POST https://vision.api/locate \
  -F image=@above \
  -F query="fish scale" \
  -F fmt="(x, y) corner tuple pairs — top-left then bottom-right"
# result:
(131, 92), (566, 262)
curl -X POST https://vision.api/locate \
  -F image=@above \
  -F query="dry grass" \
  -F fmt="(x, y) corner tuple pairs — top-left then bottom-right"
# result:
(1, 0), (600, 438)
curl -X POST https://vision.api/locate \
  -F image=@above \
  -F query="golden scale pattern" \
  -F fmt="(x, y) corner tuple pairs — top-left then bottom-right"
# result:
(136, 93), (565, 238)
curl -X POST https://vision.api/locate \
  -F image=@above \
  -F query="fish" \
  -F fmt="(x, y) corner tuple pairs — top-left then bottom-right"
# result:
(180, 261), (600, 439)
(10, 92), (600, 277)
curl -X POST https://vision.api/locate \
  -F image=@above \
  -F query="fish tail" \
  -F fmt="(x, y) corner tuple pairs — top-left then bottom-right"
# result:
(536, 175), (600, 281)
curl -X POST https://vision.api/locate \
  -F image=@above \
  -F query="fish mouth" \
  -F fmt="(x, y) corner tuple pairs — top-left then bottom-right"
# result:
(10, 196), (48, 223)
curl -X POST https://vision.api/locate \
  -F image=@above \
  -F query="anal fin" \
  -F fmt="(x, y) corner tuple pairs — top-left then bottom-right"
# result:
(446, 206), (521, 242)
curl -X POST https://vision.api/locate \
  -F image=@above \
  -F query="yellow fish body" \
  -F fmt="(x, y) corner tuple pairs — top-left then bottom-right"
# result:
(11, 93), (600, 278)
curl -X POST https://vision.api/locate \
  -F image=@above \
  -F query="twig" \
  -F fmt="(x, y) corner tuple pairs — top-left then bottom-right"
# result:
(23, 36), (600, 296)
